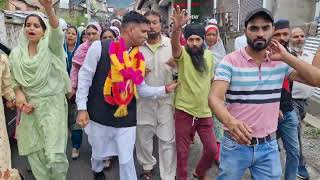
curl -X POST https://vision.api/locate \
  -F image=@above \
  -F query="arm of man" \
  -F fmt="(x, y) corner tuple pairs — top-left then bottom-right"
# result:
(312, 47), (320, 67)
(76, 41), (101, 110)
(285, 52), (320, 87)
(170, 6), (190, 59)
(209, 80), (252, 145)
(137, 80), (178, 99)
(270, 40), (320, 87)
(75, 41), (101, 127)
(171, 27), (182, 59)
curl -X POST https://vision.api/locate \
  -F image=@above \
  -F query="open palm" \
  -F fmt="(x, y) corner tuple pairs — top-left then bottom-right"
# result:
(268, 40), (288, 61)
(171, 5), (191, 29)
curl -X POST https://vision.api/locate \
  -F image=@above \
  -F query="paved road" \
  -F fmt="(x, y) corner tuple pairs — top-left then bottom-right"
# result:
(9, 99), (320, 180)
(11, 130), (320, 180)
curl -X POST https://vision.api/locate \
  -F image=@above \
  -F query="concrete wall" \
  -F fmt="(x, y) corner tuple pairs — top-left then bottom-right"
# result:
(0, 12), (7, 45)
(315, 1), (320, 18)
(5, 23), (23, 49)
(265, 0), (316, 26)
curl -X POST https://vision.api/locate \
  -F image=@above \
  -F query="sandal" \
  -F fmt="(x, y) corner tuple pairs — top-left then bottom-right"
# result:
(140, 170), (153, 180)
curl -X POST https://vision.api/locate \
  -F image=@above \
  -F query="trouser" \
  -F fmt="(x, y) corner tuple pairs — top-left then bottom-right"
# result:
(277, 110), (300, 180)
(91, 156), (136, 180)
(86, 121), (137, 180)
(68, 101), (83, 149)
(217, 136), (281, 180)
(27, 149), (68, 180)
(136, 124), (176, 180)
(174, 109), (217, 180)
(292, 99), (309, 169)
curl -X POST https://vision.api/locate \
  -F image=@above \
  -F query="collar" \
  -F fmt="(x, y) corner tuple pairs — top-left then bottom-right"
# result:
(144, 35), (170, 48)
(240, 47), (271, 62)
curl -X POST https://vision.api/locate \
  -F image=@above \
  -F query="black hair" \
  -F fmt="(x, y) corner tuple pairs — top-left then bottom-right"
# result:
(25, 14), (47, 31)
(86, 24), (98, 31)
(67, 25), (78, 34)
(122, 11), (150, 28)
(144, 10), (162, 23)
(80, 30), (86, 44)
(100, 28), (117, 39)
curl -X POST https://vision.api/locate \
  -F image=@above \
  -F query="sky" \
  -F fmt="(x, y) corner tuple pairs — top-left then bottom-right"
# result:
(106, 0), (134, 9)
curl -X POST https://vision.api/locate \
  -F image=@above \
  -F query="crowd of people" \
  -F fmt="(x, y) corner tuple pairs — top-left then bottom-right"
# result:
(0, 0), (320, 180)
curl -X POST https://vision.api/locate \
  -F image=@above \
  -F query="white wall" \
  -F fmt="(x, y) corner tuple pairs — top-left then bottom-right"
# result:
(315, 1), (320, 18)
(265, 0), (316, 26)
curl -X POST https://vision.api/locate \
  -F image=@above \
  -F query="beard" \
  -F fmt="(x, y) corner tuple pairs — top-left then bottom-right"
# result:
(290, 43), (305, 54)
(185, 44), (207, 73)
(147, 31), (160, 40)
(247, 36), (272, 51)
(278, 39), (289, 47)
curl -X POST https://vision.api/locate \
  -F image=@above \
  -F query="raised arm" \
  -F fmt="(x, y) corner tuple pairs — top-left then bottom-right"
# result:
(39, 0), (65, 59)
(269, 40), (320, 87)
(170, 5), (190, 59)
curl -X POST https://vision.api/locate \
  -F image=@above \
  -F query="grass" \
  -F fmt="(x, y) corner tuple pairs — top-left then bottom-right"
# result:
(304, 126), (320, 139)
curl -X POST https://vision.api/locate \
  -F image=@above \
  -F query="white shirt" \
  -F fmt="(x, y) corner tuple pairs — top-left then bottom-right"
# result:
(76, 41), (167, 110)
(234, 35), (247, 51)
(292, 51), (315, 99)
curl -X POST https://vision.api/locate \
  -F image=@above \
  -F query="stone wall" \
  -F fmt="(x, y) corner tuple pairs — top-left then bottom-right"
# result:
(5, 22), (23, 49)
(0, 11), (7, 45)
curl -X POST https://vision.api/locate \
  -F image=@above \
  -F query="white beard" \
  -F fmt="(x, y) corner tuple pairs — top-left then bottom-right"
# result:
(290, 44), (304, 54)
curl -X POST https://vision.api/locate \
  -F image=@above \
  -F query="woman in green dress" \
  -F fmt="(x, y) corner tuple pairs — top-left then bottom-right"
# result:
(9, 0), (71, 179)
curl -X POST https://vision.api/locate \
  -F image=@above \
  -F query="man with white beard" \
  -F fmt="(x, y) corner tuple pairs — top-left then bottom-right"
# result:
(290, 27), (317, 180)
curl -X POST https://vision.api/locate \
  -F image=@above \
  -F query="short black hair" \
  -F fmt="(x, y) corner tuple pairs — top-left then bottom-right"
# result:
(122, 11), (150, 28)
(144, 10), (162, 23)
(25, 14), (47, 31)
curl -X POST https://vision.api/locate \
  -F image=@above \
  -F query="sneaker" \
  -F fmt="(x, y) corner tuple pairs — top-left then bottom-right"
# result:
(71, 148), (80, 160)
(93, 171), (105, 180)
(297, 166), (309, 180)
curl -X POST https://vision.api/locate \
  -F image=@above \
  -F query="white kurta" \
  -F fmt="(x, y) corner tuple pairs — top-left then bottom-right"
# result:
(136, 36), (177, 180)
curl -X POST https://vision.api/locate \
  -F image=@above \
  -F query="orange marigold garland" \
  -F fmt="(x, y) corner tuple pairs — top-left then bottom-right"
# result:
(103, 38), (145, 117)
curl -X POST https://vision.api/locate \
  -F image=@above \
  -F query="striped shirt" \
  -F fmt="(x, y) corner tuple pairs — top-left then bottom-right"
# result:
(214, 48), (294, 138)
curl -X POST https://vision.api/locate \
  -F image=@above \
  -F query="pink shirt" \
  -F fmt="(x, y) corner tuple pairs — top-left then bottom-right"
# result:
(214, 48), (293, 137)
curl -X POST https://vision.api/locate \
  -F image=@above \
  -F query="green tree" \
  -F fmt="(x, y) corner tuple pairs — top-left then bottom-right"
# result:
(0, 0), (6, 10)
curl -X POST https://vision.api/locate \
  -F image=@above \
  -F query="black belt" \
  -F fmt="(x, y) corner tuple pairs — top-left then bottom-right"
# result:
(224, 131), (276, 146)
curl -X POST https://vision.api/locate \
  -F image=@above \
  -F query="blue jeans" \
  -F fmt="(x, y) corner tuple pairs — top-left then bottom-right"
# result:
(277, 110), (300, 180)
(292, 99), (310, 177)
(217, 136), (282, 180)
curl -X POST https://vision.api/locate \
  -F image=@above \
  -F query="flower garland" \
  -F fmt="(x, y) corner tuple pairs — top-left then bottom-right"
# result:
(103, 38), (145, 117)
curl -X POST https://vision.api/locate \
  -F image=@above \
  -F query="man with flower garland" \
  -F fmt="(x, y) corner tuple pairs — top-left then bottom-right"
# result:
(75, 11), (178, 180)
